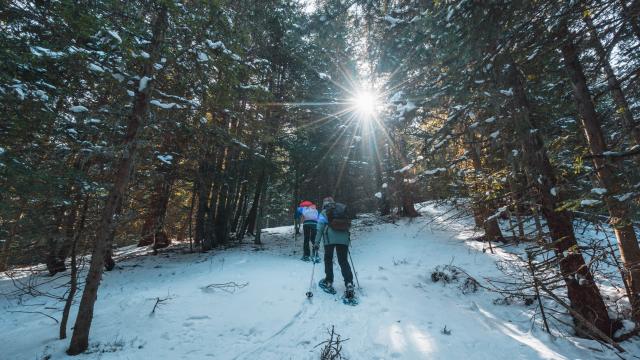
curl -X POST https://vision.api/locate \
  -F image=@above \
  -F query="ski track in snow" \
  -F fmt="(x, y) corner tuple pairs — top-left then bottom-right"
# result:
(1, 203), (636, 359)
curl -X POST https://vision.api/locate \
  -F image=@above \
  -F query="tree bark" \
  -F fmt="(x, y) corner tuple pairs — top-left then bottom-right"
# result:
(67, 6), (168, 355)
(194, 159), (213, 250)
(60, 195), (89, 339)
(243, 171), (265, 237)
(0, 202), (24, 272)
(507, 58), (615, 336)
(583, 10), (640, 147)
(46, 210), (65, 275)
(619, 0), (640, 41)
(464, 129), (505, 244)
(560, 30), (640, 323)
(138, 171), (173, 250)
(254, 173), (269, 245)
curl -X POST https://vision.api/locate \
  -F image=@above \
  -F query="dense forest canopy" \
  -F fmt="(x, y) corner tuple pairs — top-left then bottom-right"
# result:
(1, 0), (640, 356)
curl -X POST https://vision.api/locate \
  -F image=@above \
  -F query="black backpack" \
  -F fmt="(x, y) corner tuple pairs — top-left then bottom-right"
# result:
(326, 202), (352, 231)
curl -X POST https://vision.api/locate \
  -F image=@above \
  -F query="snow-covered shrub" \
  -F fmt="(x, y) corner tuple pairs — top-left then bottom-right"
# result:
(430, 265), (478, 294)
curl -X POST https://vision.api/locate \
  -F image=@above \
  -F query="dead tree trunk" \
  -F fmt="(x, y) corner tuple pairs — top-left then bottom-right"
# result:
(67, 6), (168, 355)
(560, 29), (640, 323)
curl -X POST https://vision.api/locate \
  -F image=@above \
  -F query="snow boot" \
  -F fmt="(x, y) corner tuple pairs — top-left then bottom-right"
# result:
(319, 279), (336, 294)
(343, 283), (358, 306)
(301, 255), (310, 262)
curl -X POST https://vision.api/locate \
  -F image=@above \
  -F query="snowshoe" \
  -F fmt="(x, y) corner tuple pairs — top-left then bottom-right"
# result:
(342, 296), (358, 306)
(343, 284), (358, 306)
(318, 279), (336, 294)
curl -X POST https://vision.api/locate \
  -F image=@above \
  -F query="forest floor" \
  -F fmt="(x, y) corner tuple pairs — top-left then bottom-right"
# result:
(1, 202), (639, 359)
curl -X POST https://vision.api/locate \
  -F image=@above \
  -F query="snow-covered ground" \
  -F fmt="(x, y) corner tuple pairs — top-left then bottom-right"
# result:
(1, 203), (637, 359)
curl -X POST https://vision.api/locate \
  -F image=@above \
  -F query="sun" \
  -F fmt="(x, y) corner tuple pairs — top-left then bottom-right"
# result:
(350, 90), (378, 116)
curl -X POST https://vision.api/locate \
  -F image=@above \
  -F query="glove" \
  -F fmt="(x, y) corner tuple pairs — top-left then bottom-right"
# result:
(313, 244), (319, 251)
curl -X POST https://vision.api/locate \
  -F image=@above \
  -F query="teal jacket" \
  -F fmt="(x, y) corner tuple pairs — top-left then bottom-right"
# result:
(314, 210), (350, 246)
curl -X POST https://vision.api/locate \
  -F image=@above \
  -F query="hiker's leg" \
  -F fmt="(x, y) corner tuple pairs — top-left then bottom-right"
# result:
(324, 244), (335, 283)
(310, 226), (317, 256)
(303, 225), (311, 257)
(336, 245), (353, 286)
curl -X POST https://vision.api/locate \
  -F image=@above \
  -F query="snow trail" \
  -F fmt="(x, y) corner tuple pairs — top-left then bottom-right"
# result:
(0, 204), (633, 359)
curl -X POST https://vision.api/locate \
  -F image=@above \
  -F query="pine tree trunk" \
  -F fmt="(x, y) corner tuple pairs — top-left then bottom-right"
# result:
(464, 130), (505, 243)
(46, 211), (65, 275)
(254, 173), (270, 245)
(619, 0), (640, 41)
(187, 184), (196, 251)
(66, 6), (168, 355)
(232, 180), (248, 237)
(583, 11), (640, 147)
(60, 195), (89, 340)
(243, 171), (264, 237)
(507, 58), (614, 336)
(194, 159), (212, 250)
(138, 172), (173, 249)
(0, 202), (24, 272)
(560, 31), (640, 323)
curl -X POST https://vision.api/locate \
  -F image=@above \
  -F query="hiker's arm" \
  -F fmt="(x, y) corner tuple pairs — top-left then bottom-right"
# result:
(314, 213), (328, 246)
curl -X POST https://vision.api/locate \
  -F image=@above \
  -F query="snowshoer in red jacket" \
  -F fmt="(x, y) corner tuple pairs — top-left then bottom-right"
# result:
(296, 200), (319, 262)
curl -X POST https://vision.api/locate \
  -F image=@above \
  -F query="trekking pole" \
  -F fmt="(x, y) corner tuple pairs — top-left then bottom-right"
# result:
(348, 250), (361, 290)
(306, 259), (316, 299)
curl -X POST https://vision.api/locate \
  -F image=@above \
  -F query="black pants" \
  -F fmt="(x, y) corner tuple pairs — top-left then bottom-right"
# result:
(303, 223), (317, 257)
(324, 244), (353, 286)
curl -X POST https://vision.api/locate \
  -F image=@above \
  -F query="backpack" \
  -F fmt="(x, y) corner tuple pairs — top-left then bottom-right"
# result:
(326, 202), (351, 231)
(301, 207), (319, 222)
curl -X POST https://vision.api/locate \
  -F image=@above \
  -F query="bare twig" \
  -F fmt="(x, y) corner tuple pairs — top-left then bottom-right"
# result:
(314, 326), (349, 360)
(149, 295), (173, 315)
(202, 281), (248, 294)
(7, 310), (58, 324)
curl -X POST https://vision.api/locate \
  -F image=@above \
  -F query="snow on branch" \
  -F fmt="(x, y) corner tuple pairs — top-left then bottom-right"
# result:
(584, 145), (640, 160)
(150, 99), (178, 109)
(394, 164), (414, 174)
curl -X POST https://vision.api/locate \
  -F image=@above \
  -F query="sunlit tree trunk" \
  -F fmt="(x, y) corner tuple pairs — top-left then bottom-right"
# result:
(67, 6), (168, 355)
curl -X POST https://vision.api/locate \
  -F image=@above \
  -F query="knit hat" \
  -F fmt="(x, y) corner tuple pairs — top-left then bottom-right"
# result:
(322, 196), (335, 209)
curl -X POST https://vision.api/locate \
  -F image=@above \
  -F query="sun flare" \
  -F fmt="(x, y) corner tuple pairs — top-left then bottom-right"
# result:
(351, 90), (378, 116)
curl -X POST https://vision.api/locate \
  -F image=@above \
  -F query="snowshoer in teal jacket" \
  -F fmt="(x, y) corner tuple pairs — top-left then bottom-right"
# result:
(314, 197), (354, 300)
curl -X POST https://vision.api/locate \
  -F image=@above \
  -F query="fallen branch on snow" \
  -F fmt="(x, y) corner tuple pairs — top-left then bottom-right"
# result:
(202, 282), (248, 294)
(149, 295), (173, 315)
(315, 325), (349, 360)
